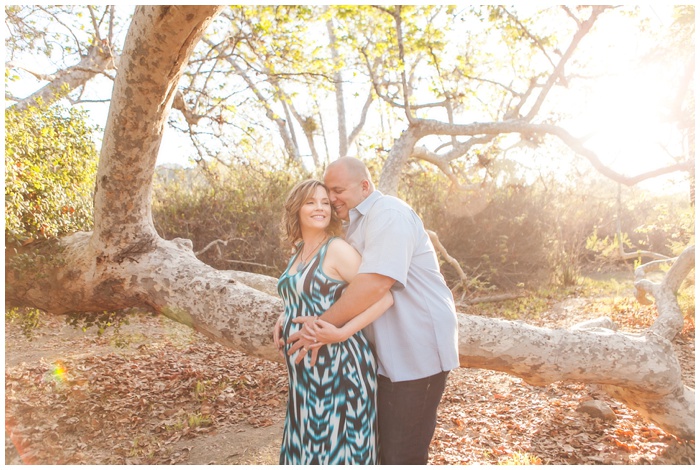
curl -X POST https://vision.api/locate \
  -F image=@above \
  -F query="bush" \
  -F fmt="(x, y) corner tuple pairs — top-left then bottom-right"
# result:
(5, 102), (99, 245)
(152, 160), (306, 276)
(151, 155), (693, 293)
(396, 164), (693, 291)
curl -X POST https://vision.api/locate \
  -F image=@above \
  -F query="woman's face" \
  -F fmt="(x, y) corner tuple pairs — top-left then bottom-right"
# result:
(298, 185), (332, 232)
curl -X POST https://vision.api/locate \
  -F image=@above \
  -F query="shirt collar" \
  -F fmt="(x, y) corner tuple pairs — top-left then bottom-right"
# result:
(352, 190), (383, 218)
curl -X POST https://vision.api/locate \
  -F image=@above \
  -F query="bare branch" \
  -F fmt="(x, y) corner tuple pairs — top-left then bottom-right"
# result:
(5, 61), (57, 81)
(202, 37), (304, 165)
(346, 89), (374, 151)
(499, 6), (559, 68)
(427, 229), (469, 290)
(172, 90), (207, 127)
(523, 6), (609, 121)
(406, 118), (693, 188)
(195, 238), (236, 257)
(86, 5), (103, 43)
(226, 260), (275, 270)
(634, 245), (694, 340)
(37, 5), (86, 56)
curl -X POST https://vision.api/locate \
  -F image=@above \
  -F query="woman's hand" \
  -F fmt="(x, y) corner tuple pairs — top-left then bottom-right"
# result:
(272, 314), (285, 358)
(288, 316), (320, 365)
(289, 316), (350, 366)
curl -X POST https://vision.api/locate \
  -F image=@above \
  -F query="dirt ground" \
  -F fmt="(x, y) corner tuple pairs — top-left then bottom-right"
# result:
(5, 283), (695, 465)
(5, 315), (286, 465)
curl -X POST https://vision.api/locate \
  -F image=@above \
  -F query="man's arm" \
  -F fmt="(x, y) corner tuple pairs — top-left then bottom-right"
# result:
(286, 272), (395, 357)
(292, 291), (393, 364)
(320, 272), (395, 326)
(312, 291), (393, 342)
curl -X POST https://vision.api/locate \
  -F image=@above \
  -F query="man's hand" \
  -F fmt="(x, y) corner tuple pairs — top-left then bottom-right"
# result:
(287, 316), (320, 365)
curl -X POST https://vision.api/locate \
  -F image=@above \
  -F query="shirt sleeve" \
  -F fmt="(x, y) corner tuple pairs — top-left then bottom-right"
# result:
(357, 206), (415, 288)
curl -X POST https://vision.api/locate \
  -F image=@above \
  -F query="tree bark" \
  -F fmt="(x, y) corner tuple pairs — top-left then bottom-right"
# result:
(378, 126), (420, 195)
(8, 237), (694, 438)
(5, 5), (694, 441)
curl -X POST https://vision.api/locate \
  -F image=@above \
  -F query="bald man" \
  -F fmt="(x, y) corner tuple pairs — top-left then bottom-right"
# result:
(287, 157), (459, 464)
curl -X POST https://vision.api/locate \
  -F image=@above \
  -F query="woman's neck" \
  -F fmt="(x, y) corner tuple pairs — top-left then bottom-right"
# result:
(301, 229), (327, 246)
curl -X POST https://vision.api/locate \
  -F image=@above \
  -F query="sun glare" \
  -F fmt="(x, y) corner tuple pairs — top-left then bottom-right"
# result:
(560, 7), (687, 193)
(573, 74), (680, 173)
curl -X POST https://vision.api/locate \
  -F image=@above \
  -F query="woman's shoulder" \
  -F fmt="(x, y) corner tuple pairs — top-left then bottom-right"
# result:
(322, 236), (361, 282)
(326, 236), (359, 260)
(327, 236), (350, 249)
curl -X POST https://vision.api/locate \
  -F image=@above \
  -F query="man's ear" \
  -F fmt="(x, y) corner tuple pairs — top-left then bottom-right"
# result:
(361, 179), (370, 194)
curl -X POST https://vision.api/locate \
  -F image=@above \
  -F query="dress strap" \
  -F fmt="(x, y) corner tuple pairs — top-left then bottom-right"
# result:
(316, 236), (339, 265)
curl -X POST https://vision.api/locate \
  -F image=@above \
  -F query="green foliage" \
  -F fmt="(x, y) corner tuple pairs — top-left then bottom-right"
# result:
(7, 239), (66, 278)
(495, 294), (553, 321)
(5, 101), (99, 245)
(547, 242), (582, 287)
(633, 201), (695, 255)
(187, 413), (212, 429)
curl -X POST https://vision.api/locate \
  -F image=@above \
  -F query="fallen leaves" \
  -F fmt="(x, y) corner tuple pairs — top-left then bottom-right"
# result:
(5, 301), (695, 465)
(430, 362), (694, 465)
(5, 317), (287, 464)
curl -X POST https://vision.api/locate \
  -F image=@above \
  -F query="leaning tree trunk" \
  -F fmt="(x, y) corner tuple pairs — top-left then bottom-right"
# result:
(5, 5), (694, 440)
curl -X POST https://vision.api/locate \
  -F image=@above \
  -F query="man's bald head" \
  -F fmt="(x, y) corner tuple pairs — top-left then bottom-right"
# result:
(326, 157), (374, 186)
(323, 157), (375, 220)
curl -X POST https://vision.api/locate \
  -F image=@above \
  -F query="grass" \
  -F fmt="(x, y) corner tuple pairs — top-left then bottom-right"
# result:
(187, 413), (212, 428)
(499, 451), (543, 465)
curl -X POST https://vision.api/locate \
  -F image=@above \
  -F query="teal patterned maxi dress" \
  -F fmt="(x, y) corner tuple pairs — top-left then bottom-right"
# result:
(277, 238), (378, 465)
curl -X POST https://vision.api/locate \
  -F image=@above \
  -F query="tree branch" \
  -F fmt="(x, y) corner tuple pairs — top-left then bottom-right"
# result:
(10, 43), (117, 111)
(427, 229), (469, 291)
(404, 118), (692, 188)
(202, 37), (304, 165)
(523, 6), (609, 121)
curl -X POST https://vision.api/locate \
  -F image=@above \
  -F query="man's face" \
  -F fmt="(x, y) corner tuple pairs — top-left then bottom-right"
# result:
(324, 166), (368, 221)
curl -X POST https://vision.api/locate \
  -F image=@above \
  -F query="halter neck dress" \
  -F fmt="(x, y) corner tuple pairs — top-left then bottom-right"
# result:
(277, 237), (378, 465)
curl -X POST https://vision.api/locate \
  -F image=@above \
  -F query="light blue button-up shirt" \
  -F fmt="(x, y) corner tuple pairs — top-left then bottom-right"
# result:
(345, 190), (460, 382)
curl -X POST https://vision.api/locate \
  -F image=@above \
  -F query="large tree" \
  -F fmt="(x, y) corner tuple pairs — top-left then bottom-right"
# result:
(5, 5), (694, 440)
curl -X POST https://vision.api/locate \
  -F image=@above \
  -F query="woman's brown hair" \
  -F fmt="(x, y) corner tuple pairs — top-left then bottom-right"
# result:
(281, 179), (343, 248)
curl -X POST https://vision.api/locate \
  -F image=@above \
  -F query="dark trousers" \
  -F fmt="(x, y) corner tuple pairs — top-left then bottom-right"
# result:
(377, 371), (449, 465)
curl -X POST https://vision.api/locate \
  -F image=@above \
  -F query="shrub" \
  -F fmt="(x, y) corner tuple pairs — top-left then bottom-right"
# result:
(5, 102), (99, 245)
(152, 160), (306, 276)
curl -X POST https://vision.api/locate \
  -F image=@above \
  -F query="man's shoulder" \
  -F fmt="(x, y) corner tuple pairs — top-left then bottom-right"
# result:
(369, 192), (412, 213)
(364, 194), (422, 236)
